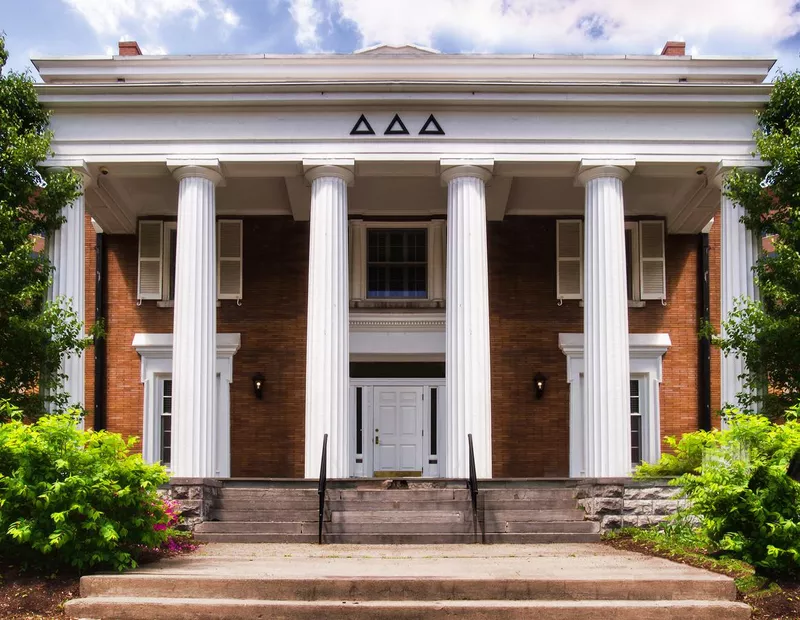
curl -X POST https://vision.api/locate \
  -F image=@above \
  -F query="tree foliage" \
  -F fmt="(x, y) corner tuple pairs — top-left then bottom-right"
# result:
(0, 34), (90, 418)
(719, 70), (800, 417)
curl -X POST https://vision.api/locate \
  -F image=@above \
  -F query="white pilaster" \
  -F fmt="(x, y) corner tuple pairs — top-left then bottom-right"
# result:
(577, 163), (633, 477)
(170, 164), (223, 478)
(430, 219), (446, 303)
(349, 218), (366, 302)
(442, 165), (493, 478)
(304, 165), (353, 478)
(717, 171), (760, 413)
(48, 170), (88, 410)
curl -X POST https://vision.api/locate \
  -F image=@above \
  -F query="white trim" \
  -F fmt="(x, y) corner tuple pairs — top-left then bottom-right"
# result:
(132, 332), (241, 476)
(350, 312), (446, 360)
(625, 221), (641, 302)
(162, 221), (177, 302)
(558, 332), (671, 477)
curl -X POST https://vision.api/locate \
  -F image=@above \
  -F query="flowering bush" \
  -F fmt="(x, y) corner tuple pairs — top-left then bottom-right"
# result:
(156, 498), (198, 555)
(0, 403), (170, 571)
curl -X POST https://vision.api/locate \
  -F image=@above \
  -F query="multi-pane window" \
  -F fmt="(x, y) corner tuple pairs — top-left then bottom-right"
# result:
(630, 379), (642, 465)
(160, 378), (173, 467)
(367, 229), (428, 299)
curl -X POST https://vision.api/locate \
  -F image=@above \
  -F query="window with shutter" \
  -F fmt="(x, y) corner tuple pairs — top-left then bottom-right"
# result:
(217, 220), (243, 300)
(137, 221), (163, 300)
(639, 221), (666, 301)
(556, 220), (582, 299)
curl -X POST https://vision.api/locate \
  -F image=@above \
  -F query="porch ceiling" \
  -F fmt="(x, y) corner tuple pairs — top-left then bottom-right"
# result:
(85, 161), (719, 236)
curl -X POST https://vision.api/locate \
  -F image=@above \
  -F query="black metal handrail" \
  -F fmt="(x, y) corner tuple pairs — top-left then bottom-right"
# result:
(467, 433), (482, 542)
(317, 433), (328, 544)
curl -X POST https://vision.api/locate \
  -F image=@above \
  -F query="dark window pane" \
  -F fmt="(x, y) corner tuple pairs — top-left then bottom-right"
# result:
(161, 379), (172, 466)
(366, 229), (428, 299)
(356, 387), (363, 455)
(430, 388), (438, 455)
(625, 228), (633, 300)
(631, 415), (641, 464)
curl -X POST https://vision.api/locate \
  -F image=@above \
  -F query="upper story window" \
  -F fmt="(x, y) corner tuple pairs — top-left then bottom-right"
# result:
(367, 229), (428, 299)
(137, 219), (243, 303)
(557, 219), (666, 303)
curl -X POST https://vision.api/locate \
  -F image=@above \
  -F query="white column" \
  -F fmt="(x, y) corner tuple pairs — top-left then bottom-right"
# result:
(304, 166), (353, 478)
(170, 165), (223, 478)
(47, 171), (88, 410)
(717, 172), (760, 413)
(577, 164), (632, 477)
(442, 165), (493, 478)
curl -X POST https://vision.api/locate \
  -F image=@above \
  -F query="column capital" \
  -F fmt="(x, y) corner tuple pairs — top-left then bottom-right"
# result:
(440, 165), (493, 185)
(712, 161), (763, 189)
(45, 160), (93, 188)
(167, 159), (224, 186)
(304, 164), (355, 186)
(576, 159), (635, 186)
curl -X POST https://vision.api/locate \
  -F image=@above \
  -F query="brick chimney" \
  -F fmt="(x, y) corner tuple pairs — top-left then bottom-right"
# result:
(118, 41), (142, 56)
(660, 41), (686, 56)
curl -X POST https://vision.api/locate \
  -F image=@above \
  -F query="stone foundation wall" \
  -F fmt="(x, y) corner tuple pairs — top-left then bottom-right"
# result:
(576, 478), (687, 533)
(161, 478), (222, 529)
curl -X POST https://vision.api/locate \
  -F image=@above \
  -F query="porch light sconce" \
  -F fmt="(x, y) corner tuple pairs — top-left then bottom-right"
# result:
(251, 373), (265, 400)
(533, 373), (547, 399)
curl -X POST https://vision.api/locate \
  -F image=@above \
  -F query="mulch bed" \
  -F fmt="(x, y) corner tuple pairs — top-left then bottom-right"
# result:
(0, 562), (79, 619)
(604, 536), (800, 620)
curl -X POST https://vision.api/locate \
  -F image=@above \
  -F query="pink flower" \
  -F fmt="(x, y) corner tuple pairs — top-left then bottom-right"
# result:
(153, 523), (167, 531)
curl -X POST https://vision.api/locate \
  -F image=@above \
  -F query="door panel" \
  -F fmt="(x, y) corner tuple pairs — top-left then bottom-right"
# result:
(374, 387), (423, 473)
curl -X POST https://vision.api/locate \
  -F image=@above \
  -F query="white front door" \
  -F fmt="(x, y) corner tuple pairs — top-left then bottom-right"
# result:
(373, 386), (424, 474)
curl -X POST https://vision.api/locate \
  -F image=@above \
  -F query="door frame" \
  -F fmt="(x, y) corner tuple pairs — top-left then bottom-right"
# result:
(350, 378), (446, 478)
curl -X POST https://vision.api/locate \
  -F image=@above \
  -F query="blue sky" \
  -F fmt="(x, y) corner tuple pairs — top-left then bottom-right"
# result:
(3, 0), (800, 79)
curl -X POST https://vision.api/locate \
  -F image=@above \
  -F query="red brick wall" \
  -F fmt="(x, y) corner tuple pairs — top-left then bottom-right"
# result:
(89, 216), (308, 477)
(488, 216), (720, 477)
(85, 213), (719, 478)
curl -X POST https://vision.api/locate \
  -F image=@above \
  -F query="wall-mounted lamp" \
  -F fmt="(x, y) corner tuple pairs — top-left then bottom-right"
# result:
(533, 372), (547, 399)
(251, 373), (265, 400)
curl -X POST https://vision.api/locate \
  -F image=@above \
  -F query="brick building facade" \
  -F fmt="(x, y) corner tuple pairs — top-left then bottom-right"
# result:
(39, 41), (769, 480)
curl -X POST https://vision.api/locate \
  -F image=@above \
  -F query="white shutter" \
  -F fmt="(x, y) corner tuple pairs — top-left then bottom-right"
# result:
(137, 221), (163, 300)
(557, 220), (583, 299)
(217, 220), (243, 300)
(639, 221), (666, 300)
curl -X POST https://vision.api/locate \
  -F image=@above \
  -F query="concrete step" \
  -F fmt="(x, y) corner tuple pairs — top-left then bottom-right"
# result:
(480, 489), (577, 500)
(484, 509), (586, 522)
(212, 499), (319, 510)
(479, 499), (578, 510)
(210, 510), (321, 522)
(65, 597), (751, 619)
(78, 574), (738, 602)
(330, 510), (466, 523)
(219, 488), (320, 499)
(195, 521), (312, 534)
(194, 533), (319, 543)
(322, 521), (598, 534)
(327, 500), (474, 511)
(319, 533), (600, 544)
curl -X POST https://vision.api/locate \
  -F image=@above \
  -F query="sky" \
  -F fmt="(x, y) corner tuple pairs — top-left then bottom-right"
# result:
(2, 0), (800, 79)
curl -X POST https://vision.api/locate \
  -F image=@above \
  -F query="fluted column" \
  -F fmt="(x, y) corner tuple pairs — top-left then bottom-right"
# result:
(304, 165), (353, 478)
(717, 171), (760, 414)
(47, 171), (89, 411)
(170, 165), (223, 478)
(578, 164), (632, 477)
(442, 165), (493, 478)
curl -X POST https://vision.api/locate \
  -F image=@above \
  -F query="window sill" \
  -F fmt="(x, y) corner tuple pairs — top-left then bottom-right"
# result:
(574, 300), (647, 308)
(351, 299), (445, 310)
(155, 300), (223, 308)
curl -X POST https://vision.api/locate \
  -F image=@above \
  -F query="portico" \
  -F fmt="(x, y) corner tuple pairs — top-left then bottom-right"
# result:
(35, 43), (773, 480)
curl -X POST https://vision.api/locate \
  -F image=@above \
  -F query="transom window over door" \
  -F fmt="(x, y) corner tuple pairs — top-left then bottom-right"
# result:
(367, 229), (428, 299)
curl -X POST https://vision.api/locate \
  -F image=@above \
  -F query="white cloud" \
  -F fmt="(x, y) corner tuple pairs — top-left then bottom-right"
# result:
(331, 0), (800, 59)
(62, 0), (240, 52)
(289, 0), (323, 50)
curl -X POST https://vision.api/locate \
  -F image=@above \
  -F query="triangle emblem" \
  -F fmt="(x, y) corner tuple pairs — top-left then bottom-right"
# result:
(384, 114), (410, 135)
(419, 114), (445, 135)
(350, 114), (375, 135)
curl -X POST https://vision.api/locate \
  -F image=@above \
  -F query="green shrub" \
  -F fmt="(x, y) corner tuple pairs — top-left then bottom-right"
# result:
(0, 402), (170, 571)
(635, 429), (719, 477)
(639, 408), (800, 576)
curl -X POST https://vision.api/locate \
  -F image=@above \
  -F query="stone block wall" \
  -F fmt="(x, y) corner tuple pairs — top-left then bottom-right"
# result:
(576, 478), (687, 533)
(161, 478), (222, 529)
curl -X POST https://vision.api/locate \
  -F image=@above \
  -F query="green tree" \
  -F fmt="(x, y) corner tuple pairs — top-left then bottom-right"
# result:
(0, 35), (90, 418)
(718, 70), (800, 418)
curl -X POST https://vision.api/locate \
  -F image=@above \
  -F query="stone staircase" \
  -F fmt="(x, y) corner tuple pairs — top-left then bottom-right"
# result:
(194, 479), (600, 544)
(65, 543), (751, 619)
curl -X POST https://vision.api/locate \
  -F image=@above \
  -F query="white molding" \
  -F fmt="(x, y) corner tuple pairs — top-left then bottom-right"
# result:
(558, 332), (671, 477)
(132, 332), (241, 477)
(350, 312), (445, 331)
